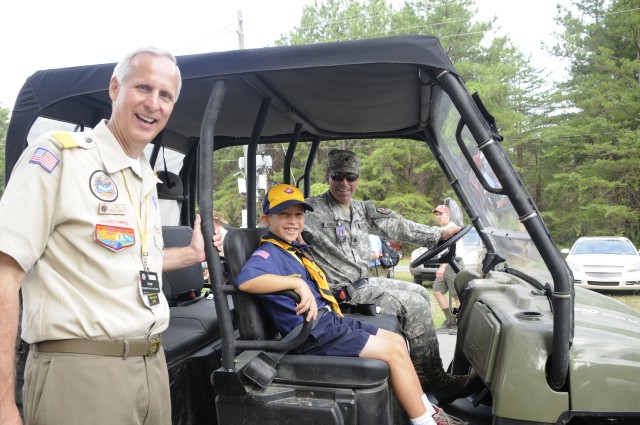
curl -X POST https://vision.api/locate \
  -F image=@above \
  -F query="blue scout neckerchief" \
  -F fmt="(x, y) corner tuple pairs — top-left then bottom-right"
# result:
(260, 235), (343, 317)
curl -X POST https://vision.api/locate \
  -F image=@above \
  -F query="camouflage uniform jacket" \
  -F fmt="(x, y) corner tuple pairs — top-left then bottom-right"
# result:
(304, 191), (442, 289)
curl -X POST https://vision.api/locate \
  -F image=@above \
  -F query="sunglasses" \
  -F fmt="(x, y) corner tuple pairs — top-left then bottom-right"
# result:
(330, 172), (359, 182)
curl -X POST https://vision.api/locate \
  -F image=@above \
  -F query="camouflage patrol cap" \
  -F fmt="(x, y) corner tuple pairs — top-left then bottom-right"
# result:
(327, 149), (360, 174)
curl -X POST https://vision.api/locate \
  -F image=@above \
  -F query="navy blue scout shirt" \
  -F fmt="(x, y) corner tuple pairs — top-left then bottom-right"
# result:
(235, 233), (328, 335)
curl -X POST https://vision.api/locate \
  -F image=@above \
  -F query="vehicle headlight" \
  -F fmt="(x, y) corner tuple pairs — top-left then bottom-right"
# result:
(629, 262), (640, 272)
(566, 261), (582, 272)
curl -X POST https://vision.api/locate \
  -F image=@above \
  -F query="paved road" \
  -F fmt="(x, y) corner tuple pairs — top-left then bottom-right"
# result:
(437, 331), (456, 366)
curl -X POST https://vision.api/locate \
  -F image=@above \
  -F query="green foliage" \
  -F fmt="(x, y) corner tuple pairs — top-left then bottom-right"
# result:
(277, 0), (393, 45)
(310, 182), (329, 196)
(542, 0), (640, 244)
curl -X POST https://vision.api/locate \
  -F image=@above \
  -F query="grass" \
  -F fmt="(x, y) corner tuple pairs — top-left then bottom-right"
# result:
(393, 270), (448, 327)
(606, 292), (640, 311)
(391, 269), (640, 327)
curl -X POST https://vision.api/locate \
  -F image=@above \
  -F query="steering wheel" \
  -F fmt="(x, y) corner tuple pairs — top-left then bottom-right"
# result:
(409, 224), (472, 268)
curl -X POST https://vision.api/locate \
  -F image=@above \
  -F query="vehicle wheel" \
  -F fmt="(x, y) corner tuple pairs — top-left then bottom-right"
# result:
(413, 276), (423, 284)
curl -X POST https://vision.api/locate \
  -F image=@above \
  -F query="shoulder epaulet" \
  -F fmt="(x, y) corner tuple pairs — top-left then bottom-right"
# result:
(50, 132), (95, 149)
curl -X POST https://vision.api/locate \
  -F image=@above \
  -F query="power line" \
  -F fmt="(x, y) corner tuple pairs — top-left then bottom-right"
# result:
(288, 1), (482, 35)
(177, 24), (235, 55)
(283, 1), (640, 42)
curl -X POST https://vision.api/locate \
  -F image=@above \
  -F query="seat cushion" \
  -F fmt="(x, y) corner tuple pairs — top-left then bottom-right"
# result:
(162, 297), (222, 365)
(275, 355), (389, 388)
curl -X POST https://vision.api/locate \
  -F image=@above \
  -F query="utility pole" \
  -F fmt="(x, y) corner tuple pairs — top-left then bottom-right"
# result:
(237, 9), (245, 50)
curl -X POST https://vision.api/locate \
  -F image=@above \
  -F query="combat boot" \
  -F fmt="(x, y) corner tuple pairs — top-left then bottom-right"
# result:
(422, 364), (482, 406)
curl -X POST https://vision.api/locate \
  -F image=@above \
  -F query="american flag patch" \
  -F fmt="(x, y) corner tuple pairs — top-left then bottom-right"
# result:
(252, 250), (270, 260)
(29, 148), (60, 173)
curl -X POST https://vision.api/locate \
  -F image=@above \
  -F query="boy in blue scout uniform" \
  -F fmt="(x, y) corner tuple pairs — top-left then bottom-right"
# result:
(236, 184), (459, 425)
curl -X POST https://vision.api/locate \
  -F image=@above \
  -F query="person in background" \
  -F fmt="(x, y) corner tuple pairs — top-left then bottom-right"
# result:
(236, 184), (464, 425)
(368, 233), (383, 275)
(431, 205), (461, 334)
(0, 47), (221, 425)
(303, 149), (481, 406)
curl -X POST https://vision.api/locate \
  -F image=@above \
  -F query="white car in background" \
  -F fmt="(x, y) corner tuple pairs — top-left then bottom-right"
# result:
(410, 228), (486, 284)
(562, 236), (640, 292)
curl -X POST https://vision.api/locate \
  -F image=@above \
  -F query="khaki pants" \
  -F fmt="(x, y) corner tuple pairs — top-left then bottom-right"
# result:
(23, 347), (171, 425)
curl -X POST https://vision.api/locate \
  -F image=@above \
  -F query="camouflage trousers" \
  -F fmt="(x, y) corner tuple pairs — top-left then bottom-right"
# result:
(351, 277), (441, 366)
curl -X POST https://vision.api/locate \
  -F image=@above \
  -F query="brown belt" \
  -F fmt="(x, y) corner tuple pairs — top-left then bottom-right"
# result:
(31, 335), (162, 359)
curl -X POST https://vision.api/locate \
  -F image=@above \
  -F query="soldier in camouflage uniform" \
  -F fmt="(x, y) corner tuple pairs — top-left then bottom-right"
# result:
(303, 149), (479, 405)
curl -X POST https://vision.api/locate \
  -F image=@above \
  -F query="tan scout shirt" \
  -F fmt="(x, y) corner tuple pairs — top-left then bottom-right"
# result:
(0, 120), (169, 343)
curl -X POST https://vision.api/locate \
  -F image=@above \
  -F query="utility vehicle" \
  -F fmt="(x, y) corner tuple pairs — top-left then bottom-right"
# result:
(7, 35), (640, 425)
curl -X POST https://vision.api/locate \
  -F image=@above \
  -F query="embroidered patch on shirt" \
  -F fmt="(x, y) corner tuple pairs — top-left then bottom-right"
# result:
(252, 250), (270, 260)
(376, 207), (392, 215)
(29, 148), (60, 173)
(90, 170), (118, 202)
(94, 224), (135, 251)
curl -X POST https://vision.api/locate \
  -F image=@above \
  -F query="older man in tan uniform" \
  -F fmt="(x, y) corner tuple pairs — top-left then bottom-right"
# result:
(0, 48), (211, 425)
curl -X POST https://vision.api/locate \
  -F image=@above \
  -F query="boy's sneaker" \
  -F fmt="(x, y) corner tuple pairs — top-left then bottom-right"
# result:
(432, 405), (468, 425)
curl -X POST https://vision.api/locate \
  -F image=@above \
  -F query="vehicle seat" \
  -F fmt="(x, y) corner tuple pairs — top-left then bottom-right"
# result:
(161, 226), (221, 365)
(218, 227), (403, 424)
(223, 228), (401, 379)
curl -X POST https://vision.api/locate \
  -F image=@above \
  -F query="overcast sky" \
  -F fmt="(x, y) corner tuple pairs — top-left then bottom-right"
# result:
(1, 0), (566, 111)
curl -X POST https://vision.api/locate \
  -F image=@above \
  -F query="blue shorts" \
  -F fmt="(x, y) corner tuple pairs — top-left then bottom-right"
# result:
(294, 313), (379, 357)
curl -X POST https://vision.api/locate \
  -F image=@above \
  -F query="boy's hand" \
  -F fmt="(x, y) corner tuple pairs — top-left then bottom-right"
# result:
(293, 279), (318, 322)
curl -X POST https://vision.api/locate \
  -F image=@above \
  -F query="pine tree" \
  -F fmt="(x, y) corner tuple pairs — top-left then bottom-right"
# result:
(543, 0), (640, 243)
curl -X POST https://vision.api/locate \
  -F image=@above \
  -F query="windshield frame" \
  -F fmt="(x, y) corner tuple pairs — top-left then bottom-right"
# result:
(427, 84), (553, 286)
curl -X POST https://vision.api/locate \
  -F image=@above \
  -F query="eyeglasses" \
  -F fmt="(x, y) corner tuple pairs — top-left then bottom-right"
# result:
(330, 172), (359, 182)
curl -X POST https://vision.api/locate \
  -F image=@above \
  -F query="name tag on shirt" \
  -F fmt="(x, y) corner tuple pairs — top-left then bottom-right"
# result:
(98, 203), (127, 215)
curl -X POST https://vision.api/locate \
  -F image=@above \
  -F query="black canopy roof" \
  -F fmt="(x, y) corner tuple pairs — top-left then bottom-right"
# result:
(6, 35), (458, 179)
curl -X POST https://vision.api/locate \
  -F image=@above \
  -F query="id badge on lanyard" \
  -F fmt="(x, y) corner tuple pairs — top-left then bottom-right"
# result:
(122, 170), (160, 309)
(335, 221), (347, 243)
(140, 270), (160, 307)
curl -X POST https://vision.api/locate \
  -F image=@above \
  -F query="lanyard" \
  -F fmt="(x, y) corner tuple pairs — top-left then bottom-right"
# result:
(121, 170), (151, 271)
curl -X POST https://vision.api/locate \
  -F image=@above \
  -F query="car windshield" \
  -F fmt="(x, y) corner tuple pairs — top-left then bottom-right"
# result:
(430, 88), (552, 285)
(573, 239), (638, 255)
